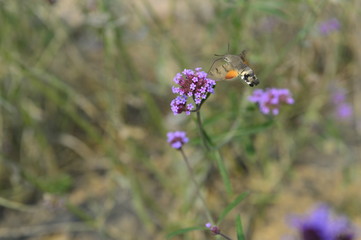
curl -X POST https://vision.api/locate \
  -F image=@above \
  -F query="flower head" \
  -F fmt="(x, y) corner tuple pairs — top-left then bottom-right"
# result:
(331, 89), (353, 121)
(172, 68), (216, 105)
(319, 18), (341, 36)
(167, 131), (188, 149)
(336, 103), (352, 120)
(205, 223), (221, 235)
(170, 96), (194, 115)
(248, 88), (294, 115)
(290, 204), (355, 240)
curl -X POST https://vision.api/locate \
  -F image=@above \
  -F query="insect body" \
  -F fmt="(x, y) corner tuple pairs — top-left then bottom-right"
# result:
(208, 51), (259, 87)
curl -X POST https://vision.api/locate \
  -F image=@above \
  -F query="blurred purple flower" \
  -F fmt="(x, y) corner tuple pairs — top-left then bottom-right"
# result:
(172, 68), (216, 105)
(167, 131), (188, 149)
(331, 89), (353, 120)
(170, 96), (194, 115)
(319, 18), (341, 35)
(332, 91), (346, 105)
(291, 204), (355, 240)
(248, 88), (294, 115)
(205, 222), (221, 235)
(336, 103), (352, 120)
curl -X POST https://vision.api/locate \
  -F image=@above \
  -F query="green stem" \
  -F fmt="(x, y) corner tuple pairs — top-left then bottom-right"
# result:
(0, 197), (35, 212)
(195, 111), (233, 196)
(180, 148), (214, 223)
(196, 110), (213, 150)
(219, 232), (233, 240)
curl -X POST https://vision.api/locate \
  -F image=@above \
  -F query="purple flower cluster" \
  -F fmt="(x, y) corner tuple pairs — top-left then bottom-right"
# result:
(170, 68), (216, 115)
(319, 18), (341, 35)
(331, 89), (353, 120)
(167, 131), (188, 149)
(335, 103), (352, 120)
(291, 205), (355, 240)
(170, 96), (194, 115)
(248, 88), (294, 115)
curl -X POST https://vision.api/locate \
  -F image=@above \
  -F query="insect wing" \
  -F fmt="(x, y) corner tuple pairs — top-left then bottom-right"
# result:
(208, 61), (232, 81)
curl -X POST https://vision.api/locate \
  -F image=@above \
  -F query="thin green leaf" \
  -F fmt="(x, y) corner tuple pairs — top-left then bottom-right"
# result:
(0, 96), (15, 113)
(253, 2), (287, 18)
(236, 215), (245, 240)
(257, 6), (286, 18)
(217, 192), (249, 225)
(203, 111), (234, 127)
(213, 150), (233, 196)
(166, 226), (205, 239)
(234, 120), (274, 137)
(215, 120), (274, 148)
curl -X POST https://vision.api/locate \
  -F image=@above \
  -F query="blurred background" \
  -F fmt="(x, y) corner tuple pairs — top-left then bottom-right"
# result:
(0, 0), (360, 239)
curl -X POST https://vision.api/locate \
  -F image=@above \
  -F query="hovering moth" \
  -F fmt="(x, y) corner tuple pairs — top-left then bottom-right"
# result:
(208, 50), (259, 87)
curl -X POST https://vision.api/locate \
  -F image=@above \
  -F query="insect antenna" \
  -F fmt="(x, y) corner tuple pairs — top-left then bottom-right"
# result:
(208, 44), (231, 73)
(214, 43), (230, 57)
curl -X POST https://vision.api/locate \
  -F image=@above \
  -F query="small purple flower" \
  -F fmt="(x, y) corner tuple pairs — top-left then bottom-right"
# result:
(291, 204), (355, 240)
(170, 96), (194, 115)
(205, 223), (221, 235)
(319, 18), (341, 35)
(167, 131), (188, 149)
(331, 89), (353, 121)
(172, 68), (216, 106)
(248, 88), (294, 115)
(336, 103), (353, 120)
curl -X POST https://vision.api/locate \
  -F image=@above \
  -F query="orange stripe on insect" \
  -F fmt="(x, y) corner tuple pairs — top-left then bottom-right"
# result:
(225, 70), (239, 79)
